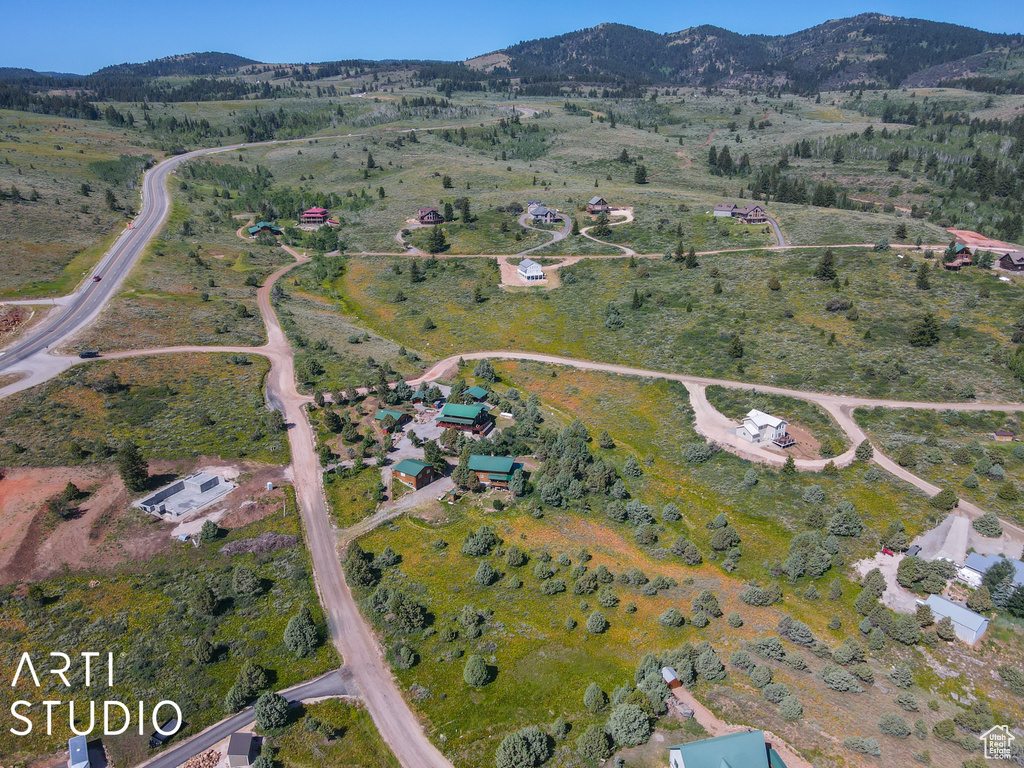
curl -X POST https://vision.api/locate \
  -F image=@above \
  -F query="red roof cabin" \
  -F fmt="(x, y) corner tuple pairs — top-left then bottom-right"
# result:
(300, 207), (331, 225)
(417, 207), (443, 225)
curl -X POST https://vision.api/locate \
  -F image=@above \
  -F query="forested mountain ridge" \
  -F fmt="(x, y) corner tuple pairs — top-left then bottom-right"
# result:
(93, 51), (259, 77)
(478, 14), (1022, 91)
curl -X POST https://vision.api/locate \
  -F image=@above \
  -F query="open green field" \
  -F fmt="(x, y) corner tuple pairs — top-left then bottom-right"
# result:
(0, 109), (158, 297)
(317, 248), (1024, 401)
(343, 362), (1024, 768)
(0, 353), (288, 466)
(0, 490), (336, 767)
(854, 407), (1024, 523)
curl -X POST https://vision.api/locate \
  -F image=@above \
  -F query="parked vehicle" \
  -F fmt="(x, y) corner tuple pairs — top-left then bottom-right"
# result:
(78, 350), (100, 359)
(906, 545), (922, 557)
(882, 548), (894, 556)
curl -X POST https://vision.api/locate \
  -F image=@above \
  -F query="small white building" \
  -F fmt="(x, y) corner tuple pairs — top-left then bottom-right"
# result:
(713, 203), (736, 217)
(517, 258), (544, 280)
(737, 409), (788, 445)
(923, 594), (989, 645)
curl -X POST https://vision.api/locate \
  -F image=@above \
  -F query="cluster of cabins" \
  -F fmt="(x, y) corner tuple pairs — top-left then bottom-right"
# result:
(931, 242), (1024, 272)
(392, 454), (520, 491)
(376, 384), (522, 492)
(713, 202), (768, 223)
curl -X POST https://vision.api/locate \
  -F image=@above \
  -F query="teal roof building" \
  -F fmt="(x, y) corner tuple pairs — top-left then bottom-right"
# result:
(668, 731), (788, 768)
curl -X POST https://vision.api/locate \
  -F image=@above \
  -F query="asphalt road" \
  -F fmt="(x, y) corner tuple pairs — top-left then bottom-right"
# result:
(0, 149), (210, 374)
(138, 670), (358, 768)
(765, 215), (787, 247)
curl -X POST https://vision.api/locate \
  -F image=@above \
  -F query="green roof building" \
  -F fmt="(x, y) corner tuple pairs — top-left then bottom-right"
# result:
(247, 221), (283, 236)
(467, 454), (518, 487)
(391, 458), (437, 489)
(668, 731), (787, 768)
(465, 385), (490, 401)
(374, 409), (410, 432)
(436, 403), (492, 433)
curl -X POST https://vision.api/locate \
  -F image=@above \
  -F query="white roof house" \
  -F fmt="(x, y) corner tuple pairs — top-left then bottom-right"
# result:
(517, 258), (544, 280)
(737, 409), (788, 444)
(960, 553), (1024, 589)
(68, 736), (90, 768)
(924, 594), (989, 645)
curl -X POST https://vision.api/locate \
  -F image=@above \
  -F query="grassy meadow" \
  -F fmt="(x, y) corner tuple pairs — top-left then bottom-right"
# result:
(0, 109), (158, 297)
(0, 353), (288, 466)
(301, 247), (1024, 402)
(854, 407), (1024, 523)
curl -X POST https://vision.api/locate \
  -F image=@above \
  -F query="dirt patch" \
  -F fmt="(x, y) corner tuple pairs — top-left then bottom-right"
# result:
(0, 465), (169, 583)
(776, 423), (821, 461)
(947, 228), (1016, 251)
(0, 459), (288, 582)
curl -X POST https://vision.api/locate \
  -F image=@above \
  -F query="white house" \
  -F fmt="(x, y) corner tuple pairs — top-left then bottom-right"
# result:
(923, 594), (989, 645)
(517, 258), (545, 280)
(737, 409), (788, 445)
(959, 553), (1024, 589)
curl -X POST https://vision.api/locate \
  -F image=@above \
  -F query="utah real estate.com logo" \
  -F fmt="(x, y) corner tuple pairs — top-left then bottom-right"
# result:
(980, 725), (1015, 760)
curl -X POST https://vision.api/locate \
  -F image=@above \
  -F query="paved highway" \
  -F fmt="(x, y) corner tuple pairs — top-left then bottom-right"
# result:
(0, 148), (212, 374)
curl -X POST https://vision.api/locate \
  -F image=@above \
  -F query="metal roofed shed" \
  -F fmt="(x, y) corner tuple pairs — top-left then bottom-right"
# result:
(923, 594), (989, 645)
(227, 733), (257, 768)
(960, 553), (1024, 589)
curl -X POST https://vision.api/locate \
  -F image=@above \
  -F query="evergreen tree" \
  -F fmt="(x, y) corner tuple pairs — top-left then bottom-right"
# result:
(284, 605), (319, 657)
(909, 313), (940, 347)
(463, 654), (490, 686)
(116, 440), (149, 492)
(633, 164), (648, 184)
(814, 250), (837, 281)
(916, 261), (931, 290)
(254, 692), (290, 730)
(684, 247), (698, 269)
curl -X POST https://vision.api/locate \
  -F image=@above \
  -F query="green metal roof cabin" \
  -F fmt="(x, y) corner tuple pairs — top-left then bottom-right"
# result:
(436, 402), (492, 433)
(668, 731), (787, 768)
(247, 221), (283, 236)
(464, 385), (490, 401)
(467, 454), (518, 486)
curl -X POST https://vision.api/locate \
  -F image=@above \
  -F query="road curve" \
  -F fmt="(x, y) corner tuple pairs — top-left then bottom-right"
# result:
(138, 670), (358, 768)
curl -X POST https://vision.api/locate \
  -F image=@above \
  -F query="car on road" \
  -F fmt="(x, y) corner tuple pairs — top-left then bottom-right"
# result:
(92, 276), (101, 282)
